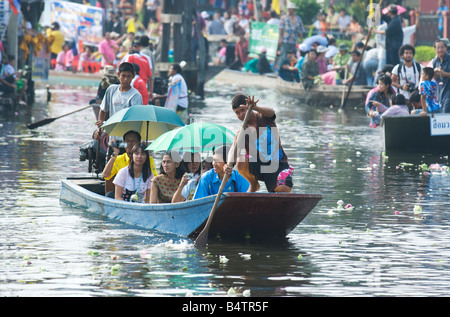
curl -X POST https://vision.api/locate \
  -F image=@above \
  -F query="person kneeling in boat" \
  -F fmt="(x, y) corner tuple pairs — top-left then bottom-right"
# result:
(230, 95), (294, 193)
(103, 130), (158, 197)
(113, 143), (154, 203)
(150, 152), (186, 203)
(193, 146), (250, 200)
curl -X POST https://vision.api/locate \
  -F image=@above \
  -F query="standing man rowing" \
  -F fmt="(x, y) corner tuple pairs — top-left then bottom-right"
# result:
(230, 94), (294, 193)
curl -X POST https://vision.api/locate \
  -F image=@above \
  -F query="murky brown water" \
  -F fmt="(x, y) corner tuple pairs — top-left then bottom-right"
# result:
(0, 76), (449, 297)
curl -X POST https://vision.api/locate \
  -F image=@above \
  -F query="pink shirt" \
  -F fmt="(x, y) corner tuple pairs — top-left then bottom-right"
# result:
(99, 39), (117, 66)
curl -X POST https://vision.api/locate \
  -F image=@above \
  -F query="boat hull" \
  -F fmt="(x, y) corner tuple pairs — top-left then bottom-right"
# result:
(191, 192), (322, 241)
(382, 115), (450, 154)
(60, 178), (322, 241)
(60, 178), (221, 237)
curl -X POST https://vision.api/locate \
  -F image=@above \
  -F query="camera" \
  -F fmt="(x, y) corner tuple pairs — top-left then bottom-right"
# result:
(185, 173), (194, 179)
(405, 82), (417, 93)
(79, 140), (106, 175)
(112, 139), (127, 148)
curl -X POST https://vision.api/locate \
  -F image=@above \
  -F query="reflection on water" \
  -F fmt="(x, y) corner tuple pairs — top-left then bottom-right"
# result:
(0, 80), (449, 297)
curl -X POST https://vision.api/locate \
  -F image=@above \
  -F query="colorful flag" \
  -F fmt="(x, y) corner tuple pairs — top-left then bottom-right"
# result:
(8, 0), (20, 15)
(271, 0), (280, 15)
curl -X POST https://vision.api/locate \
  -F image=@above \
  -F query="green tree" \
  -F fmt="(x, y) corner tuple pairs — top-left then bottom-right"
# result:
(291, 0), (322, 26)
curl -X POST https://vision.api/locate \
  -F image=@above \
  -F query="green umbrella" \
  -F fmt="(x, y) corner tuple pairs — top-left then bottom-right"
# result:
(146, 122), (235, 153)
(101, 105), (185, 141)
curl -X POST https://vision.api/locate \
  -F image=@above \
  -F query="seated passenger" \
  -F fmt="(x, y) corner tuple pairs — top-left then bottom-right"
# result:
(365, 75), (396, 128)
(150, 152), (185, 203)
(102, 130), (158, 197)
(0, 55), (16, 95)
(301, 49), (320, 89)
(113, 143), (154, 203)
(193, 146), (250, 200)
(172, 156), (213, 203)
(342, 50), (367, 86)
(182, 152), (201, 178)
(409, 91), (423, 115)
(278, 50), (300, 82)
(381, 93), (410, 117)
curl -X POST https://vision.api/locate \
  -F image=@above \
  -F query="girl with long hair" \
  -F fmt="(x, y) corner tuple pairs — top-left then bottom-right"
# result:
(113, 143), (153, 203)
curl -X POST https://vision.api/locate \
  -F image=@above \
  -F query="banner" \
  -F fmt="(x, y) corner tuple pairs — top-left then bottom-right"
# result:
(249, 21), (279, 61)
(164, 81), (181, 112)
(430, 114), (450, 136)
(50, 1), (104, 46)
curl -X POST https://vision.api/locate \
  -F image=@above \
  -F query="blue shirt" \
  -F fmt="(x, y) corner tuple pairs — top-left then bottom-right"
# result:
(433, 53), (450, 107)
(419, 80), (440, 112)
(193, 169), (250, 200)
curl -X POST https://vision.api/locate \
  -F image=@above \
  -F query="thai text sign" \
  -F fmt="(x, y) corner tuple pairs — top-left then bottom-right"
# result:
(430, 114), (450, 136)
(50, 1), (104, 45)
(249, 22), (279, 61)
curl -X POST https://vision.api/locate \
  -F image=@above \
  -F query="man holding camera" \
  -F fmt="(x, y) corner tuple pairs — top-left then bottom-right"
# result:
(391, 44), (423, 100)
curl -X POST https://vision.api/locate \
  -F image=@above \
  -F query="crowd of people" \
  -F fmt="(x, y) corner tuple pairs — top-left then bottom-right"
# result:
(4, 1), (450, 205)
(211, 2), (450, 121)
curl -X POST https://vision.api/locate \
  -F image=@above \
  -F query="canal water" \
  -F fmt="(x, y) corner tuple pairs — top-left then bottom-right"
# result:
(0, 76), (449, 297)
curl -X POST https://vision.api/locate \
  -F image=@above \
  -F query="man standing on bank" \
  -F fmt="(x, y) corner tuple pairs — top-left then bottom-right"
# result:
(230, 94), (294, 193)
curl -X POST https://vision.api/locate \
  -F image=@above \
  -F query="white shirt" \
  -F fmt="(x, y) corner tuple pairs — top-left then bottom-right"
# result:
(169, 73), (189, 109)
(392, 61), (423, 99)
(100, 84), (143, 116)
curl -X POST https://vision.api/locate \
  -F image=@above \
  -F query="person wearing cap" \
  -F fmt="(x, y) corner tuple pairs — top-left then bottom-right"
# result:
(47, 22), (65, 60)
(331, 42), (351, 84)
(278, 2), (305, 69)
(316, 45), (328, 74)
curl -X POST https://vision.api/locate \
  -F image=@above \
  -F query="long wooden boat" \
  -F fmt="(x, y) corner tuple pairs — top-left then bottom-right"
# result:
(382, 115), (450, 154)
(60, 177), (322, 241)
(209, 69), (371, 107)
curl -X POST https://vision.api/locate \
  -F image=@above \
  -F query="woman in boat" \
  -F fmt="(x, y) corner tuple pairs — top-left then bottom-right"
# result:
(150, 152), (185, 203)
(172, 156), (213, 203)
(181, 152), (202, 178)
(365, 75), (396, 128)
(113, 143), (154, 203)
(381, 93), (410, 117)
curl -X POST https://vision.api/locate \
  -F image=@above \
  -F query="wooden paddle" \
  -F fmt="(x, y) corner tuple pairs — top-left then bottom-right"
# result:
(194, 96), (256, 248)
(340, 68), (348, 108)
(27, 104), (93, 129)
(340, 0), (384, 110)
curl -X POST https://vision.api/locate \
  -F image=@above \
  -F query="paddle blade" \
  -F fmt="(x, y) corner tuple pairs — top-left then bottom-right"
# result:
(27, 118), (56, 129)
(194, 230), (208, 248)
